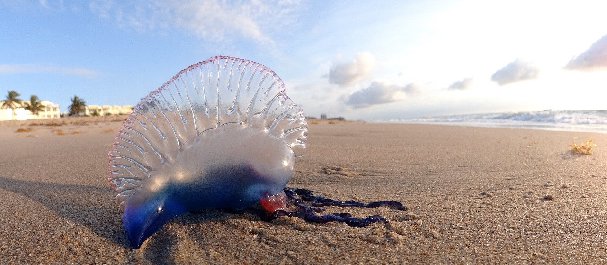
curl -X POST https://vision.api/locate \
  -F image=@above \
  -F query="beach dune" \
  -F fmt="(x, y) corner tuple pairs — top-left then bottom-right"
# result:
(1, 118), (606, 264)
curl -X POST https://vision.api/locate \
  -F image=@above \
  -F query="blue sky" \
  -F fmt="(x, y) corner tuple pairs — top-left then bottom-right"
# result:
(1, 0), (607, 120)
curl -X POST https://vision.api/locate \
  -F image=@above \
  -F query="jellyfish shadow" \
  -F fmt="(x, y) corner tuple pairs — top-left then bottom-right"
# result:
(0, 176), (127, 246)
(141, 210), (234, 264)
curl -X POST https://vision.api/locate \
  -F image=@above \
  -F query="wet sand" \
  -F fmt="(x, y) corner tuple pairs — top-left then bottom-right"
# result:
(1, 117), (606, 264)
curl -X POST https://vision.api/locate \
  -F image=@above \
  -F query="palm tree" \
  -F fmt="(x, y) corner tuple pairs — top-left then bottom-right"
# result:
(24, 95), (46, 116)
(68, 95), (87, 116)
(1, 90), (22, 120)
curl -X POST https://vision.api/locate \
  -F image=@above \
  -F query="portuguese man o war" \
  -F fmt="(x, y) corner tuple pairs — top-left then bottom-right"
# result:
(108, 56), (306, 248)
(107, 56), (406, 249)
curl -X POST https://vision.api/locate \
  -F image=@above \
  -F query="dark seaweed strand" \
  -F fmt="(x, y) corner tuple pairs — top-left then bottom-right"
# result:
(267, 188), (406, 228)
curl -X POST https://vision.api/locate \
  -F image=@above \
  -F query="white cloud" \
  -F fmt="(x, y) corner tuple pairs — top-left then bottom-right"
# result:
(448, 78), (473, 90)
(491, 60), (539, 85)
(329, 53), (375, 87)
(402, 83), (422, 95)
(345, 81), (420, 108)
(0, 64), (98, 78)
(566, 34), (607, 71)
(88, 0), (301, 45)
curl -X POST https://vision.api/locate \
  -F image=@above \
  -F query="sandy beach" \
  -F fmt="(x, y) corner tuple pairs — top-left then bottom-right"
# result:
(1, 117), (606, 264)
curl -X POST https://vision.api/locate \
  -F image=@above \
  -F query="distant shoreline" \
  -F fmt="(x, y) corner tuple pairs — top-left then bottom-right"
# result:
(379, 110), (607, 134)
(380, 120), (607, 134)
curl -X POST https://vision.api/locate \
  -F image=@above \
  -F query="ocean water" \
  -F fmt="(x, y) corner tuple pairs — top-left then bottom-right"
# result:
(392, 110), (607, 134)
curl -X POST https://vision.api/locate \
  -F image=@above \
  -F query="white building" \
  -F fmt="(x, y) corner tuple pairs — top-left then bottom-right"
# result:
(84, 105), (133, 116)
(0, 100), (60, 121)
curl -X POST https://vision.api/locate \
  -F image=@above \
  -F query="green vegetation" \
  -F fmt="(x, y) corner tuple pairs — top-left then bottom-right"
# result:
(24, 95), (45, 115)
(2, 90), (22, 120)
(68, 95), (87, 116)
